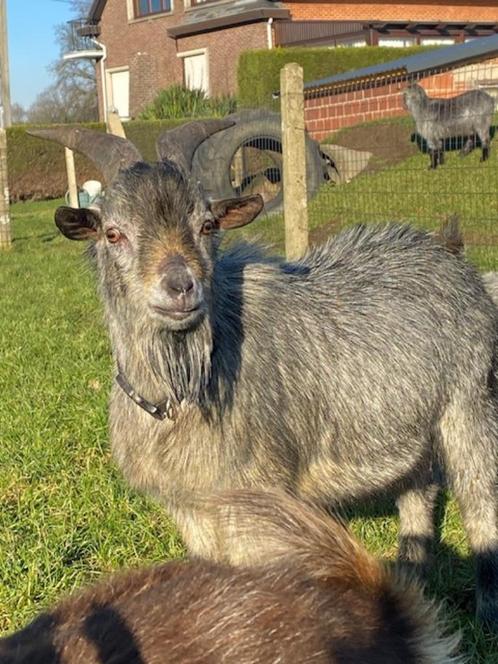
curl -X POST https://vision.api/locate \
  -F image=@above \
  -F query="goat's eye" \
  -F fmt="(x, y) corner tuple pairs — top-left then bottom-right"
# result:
(201, 220), (216, 235)
(105, 228), (122, 244)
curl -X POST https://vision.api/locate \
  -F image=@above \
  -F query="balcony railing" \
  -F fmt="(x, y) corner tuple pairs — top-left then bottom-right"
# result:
(67, 18), (101, 51)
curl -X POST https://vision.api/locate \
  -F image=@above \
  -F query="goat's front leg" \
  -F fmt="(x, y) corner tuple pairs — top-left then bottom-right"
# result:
(396, 477), (439, 578)
(481, 143), (490, 162)
(460, 136), (475, 157)
(173, 503), (260, 565)
(428, 148), (439, 169)
(172, 504), (223, 561)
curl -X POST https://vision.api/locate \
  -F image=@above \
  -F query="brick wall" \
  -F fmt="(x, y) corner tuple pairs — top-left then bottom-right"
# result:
(304, 57), (498, 140)
(177, 23), (268, 97)
(284, 2), (498, 23)
(306, 81), (407, 139)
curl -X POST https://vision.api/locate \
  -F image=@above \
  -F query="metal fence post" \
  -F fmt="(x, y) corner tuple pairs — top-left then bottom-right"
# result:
(280, 62), (308, 261)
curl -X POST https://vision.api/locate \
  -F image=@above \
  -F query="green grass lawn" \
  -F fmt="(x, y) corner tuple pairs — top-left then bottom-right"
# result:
(1, 166), (498, 660)
(0, 200), (184, 633)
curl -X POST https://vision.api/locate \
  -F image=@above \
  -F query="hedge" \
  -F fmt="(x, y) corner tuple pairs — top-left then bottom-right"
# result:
(8, 118), (200, 202)
(237, 46), (433, 110)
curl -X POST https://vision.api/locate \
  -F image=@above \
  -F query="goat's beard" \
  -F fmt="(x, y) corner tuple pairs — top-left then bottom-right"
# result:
(147, 318), (213, 405)
(105, 291), (213, 406)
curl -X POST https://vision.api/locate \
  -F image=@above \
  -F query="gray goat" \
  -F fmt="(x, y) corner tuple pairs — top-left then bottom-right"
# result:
(404, 82), (494, 169)
(0, 490), (460, 664)
(30, 122), (498, 629)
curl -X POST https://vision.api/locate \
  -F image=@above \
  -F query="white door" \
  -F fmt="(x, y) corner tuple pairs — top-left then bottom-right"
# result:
(183, 53), (209, 95)
(109, 70), (130, 120)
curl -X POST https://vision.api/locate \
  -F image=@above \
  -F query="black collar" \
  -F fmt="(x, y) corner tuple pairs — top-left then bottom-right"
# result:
(116, 369), (177, 421)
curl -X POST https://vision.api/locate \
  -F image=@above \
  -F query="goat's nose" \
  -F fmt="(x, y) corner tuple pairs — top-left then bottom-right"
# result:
(158, 254), (198, 301)
(163, 270), (194, 296)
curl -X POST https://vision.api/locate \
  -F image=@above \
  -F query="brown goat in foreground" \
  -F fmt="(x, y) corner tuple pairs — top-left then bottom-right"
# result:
(0, 491), (460, 664)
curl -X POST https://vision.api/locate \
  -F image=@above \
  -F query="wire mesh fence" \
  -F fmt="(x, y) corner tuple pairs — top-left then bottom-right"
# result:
(217, 45), (498, 268)
(302, 54), (498, 266)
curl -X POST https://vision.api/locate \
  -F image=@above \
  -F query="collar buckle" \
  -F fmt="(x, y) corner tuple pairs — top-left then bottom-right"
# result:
(116, 371), (177, 421)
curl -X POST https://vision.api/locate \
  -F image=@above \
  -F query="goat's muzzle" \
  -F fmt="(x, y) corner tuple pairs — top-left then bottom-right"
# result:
(150, 254), (205, 329)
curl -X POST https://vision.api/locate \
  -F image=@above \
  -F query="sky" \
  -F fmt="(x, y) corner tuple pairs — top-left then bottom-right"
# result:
(7, 0), (78, 109)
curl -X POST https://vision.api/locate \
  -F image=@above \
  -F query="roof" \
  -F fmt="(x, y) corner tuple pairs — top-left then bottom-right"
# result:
(168, 1), (289, 38)
(88, 0), (284, 22)
(88, 0), (106, 21)
(304, 33), (498, 94)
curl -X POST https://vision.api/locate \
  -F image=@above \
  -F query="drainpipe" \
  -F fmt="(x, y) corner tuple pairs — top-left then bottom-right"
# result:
(92, 38), (108, 121)
(267, 17), (274, 49)
(62, 37), (108, 121)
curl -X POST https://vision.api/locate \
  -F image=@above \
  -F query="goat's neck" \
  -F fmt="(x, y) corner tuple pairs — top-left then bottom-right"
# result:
(106, 304), (214, 406)
(409, 100), (428, 123)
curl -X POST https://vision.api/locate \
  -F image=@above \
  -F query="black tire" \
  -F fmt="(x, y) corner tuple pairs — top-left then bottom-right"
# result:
(192, 109), (326, 215)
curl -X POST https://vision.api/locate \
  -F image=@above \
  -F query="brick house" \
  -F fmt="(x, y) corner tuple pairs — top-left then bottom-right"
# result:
(83, 0), (288, 119)
(81, 0), (498, 120)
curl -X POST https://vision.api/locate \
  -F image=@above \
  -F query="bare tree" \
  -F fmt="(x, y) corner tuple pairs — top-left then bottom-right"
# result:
(11, 102), (26, 124)
(27, 0), (97, 124)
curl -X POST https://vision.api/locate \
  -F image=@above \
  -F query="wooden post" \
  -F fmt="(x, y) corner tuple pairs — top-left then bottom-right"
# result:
(65, 147), (79, 208)
(106, 110), (126, 138)
(280, 62), (308, 261)
(0, 0), (11, 128)
(0, 0), (10, 249)
(0, 125), (10, 250)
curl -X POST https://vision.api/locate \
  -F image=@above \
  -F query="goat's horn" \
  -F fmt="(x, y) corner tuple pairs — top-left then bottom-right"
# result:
(27, 127), (143, 184)
(156, 119), (235, 170)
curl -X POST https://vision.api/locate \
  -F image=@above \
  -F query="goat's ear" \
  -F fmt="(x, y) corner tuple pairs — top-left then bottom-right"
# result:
(211, 194), (264, 230)
(55, 206), (101, 241)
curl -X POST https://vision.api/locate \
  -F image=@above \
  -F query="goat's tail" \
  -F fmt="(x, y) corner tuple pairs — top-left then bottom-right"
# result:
(205, 489), (462, 664)
(436, 214), (464, 256)
(434, 216), (498, 310)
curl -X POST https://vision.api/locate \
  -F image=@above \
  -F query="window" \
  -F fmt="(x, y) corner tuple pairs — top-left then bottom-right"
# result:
(420, 37), (455, 46)
(378, 36), (417, 47)
(336, 38), (367, 48)
(135, 0), (171, 17)
(180, 51), (209, 95)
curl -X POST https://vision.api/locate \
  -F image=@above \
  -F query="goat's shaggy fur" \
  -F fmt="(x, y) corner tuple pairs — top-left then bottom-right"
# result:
(41, 127), (498, 629)
(483, 272), (498, 305)
(0, 491), (462, 664)
(404, 83), (494, 168)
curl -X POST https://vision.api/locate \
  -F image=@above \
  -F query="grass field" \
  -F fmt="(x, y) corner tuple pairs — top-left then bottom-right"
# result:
(1, 141), (498, 661)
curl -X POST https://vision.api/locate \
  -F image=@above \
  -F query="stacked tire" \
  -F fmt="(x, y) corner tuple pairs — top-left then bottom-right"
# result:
(192, 109), (326, 215)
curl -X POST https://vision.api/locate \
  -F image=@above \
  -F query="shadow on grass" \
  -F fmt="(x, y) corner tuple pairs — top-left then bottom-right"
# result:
(337, 492), (477, 620)
(13, 232), (58, 243)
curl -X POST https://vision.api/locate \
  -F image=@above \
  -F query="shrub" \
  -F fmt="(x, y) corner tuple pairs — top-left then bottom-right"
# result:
(9, 118), (211, 202)
(8, 122), (105, 202)
(139, 85), (237, 120)
(238, 46), (434, 110)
